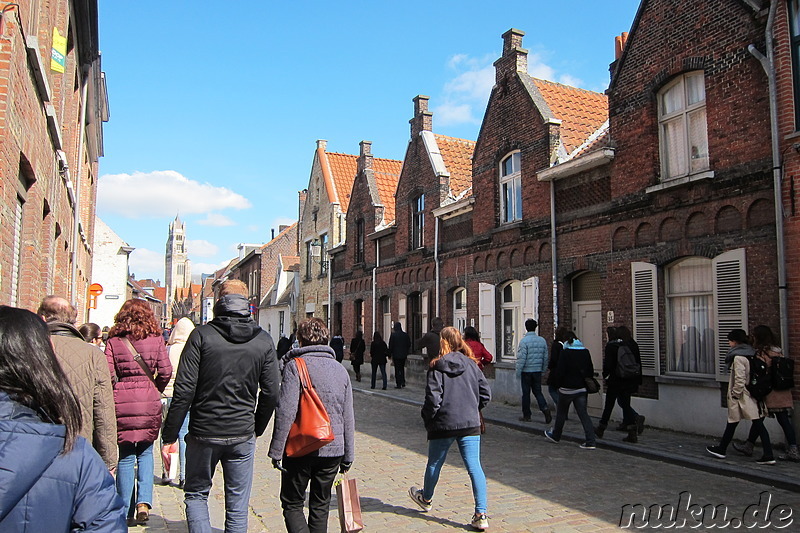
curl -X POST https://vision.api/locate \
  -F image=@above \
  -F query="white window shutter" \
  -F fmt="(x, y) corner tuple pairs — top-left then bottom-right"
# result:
(712, 248), (747, 381)
(422, 290), (429, 334)
(398, 293), (407, 332)
(631, 262), (660, 376)
(479, 283), (496, 357)
(521, 276), (539, 323)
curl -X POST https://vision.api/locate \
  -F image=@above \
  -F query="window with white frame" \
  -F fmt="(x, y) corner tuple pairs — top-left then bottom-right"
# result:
(666, 257), (715, 375)
(500, 281), (521, 359)
(453, 288), (467, 333)
(500, 152), (522, 223)
(412, 194), (425, 249)
(659, 72), (709, 180)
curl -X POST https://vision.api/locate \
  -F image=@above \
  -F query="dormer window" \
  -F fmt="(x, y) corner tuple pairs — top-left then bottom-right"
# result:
(500, 152), (522, 223)
(659, 72), (709, 180)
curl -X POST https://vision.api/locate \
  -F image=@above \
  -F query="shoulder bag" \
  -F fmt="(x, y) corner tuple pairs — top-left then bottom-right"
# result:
(285, 357), (335, 457)
(121, 337), (158, 388)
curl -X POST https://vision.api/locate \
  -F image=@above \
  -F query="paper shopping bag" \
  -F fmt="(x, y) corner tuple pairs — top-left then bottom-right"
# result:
(161, 443), (178, 478)
(335, 474), (364, 533)
(168, 450), (179, 480)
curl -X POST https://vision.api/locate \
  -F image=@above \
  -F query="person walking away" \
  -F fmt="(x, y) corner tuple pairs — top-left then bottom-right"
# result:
(415, 317), (444, 361)
(546, 327), (570, 414)
(349, 330), (366, 381)
(516, 319), (551, 424)
(161, 317), (195, 487)
(389, 322), (412, 388)
(706, 329), (775, 464)
(0, 306), (126, 532)
(329, 332), (345, 363)
(163, 279), (280, 533)
(269, 318), (356, 533)
(277, 334), (293, 358)
(37, 296), (118, 471)
(79, 322), (105, 349)
(408, 327), (491, 531)
(370, 331), (389, 390)
(544, 331), (596, 449)
(596, 326), (645, 442)
(106, 298), (172, 526)
(732, 325), (798, 461)
(463, 326), (493, 370)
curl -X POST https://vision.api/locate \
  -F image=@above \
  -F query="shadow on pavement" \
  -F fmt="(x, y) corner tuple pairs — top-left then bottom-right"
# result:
(359, 496), (472, 530)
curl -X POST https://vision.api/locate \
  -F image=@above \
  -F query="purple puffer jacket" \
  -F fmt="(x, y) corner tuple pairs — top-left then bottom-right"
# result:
(106, 335), (172, 444)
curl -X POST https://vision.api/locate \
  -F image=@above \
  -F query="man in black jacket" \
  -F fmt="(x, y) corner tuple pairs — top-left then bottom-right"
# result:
(389, 322), (411, 388)
(163, 280), (280, 533)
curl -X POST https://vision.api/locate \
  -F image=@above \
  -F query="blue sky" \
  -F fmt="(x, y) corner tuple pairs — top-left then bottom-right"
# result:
(96, 0), (641, 283)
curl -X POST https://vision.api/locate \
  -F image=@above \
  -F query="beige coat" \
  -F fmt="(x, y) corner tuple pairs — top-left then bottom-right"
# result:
(48, 322), (118, 469)
(727, 355), (763, 422)
(758, 346), (794, 411)
(164, 317), (195, 398)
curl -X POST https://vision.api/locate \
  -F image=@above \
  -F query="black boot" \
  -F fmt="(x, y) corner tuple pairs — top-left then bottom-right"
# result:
(595, 422), (607, 439)
(622, 425), (638, 443)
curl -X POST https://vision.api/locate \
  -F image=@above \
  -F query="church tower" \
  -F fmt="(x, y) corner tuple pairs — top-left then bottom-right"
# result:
(165, 214), (191, 322)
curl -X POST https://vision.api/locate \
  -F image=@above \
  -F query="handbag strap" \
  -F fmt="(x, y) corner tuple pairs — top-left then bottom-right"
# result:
(294, 357), (313, 390)
(121, 337), (158, 387)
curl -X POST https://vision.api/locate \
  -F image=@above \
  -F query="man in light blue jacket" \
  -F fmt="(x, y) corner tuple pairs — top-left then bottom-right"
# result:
(516, 319), (552, 424)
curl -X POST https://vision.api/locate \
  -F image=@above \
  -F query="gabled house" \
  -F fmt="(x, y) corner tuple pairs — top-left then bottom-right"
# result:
(260, 254), (300, 342)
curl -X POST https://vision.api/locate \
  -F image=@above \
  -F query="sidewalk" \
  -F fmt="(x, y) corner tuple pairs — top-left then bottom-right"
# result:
(350, 374), (800, 493)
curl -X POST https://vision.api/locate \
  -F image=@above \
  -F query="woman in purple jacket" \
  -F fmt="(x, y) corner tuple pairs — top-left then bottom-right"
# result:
(105, 299), (172, 526)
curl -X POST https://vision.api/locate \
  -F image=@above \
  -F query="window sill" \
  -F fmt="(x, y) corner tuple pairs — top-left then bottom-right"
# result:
(654, 374), (721, 388)
(645, 170), (714, 194)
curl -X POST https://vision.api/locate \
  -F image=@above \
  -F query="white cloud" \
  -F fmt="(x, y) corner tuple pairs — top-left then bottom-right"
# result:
(186, 239), (218, 257)
(128, 248), (164, 280)
(97, 170), (251, 218)
(434, 103), (476, 127)
(197, 213), (236, 227)
(443, 65), (495, 101)
(557, 73), (584, 88)
(191, 259), (233, 277)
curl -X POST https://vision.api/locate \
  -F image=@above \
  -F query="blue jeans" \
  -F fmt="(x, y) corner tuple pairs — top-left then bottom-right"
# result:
(520, 372), (548, 418)
(117, 441), (155, 518)
(423, 435), (487, 514)
(551, 391), (596, 446)
(184, 434), (256, 533)
(162, 398), (190, 480)
(371, 362), (387, 389)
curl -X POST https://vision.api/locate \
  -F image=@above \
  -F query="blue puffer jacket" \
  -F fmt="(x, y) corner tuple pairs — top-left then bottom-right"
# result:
(516, 331), (549, 375)
(0, 392), (126, 532)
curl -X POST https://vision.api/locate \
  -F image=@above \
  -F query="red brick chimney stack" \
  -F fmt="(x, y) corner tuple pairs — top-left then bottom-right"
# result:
(494, 28), (528, 83)
(358, 141), (373, 174)
(410, 95), (433, 138)
(615, 32), (629, 60)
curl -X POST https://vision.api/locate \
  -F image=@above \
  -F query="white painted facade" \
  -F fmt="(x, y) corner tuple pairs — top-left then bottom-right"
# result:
(88, 218), (132, 329)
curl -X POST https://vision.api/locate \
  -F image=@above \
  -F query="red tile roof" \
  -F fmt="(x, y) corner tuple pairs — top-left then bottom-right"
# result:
(531, 78), (608, 157)
(326, 152), (358, 212)
(434, 134), (475, 196)
(372, 158), (403, 226)
(282, 255), (300, 271)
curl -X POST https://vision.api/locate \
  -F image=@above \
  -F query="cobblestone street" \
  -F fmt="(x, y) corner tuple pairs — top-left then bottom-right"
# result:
(139, 383), (798, 532)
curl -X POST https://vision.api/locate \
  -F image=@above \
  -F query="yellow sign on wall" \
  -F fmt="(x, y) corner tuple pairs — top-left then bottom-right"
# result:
(50, 27), (67, 73)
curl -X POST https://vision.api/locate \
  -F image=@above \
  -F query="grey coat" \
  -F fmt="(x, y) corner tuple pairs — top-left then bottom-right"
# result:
(269, 346), (355, 462)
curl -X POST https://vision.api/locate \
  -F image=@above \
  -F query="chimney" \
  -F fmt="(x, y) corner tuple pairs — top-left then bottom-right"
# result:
(614, 32), (629, 60)
(279, 224), (289, 233)
(494, 28), (527, 83)
(358, 141), (373, 174)
(316, 139), (327, 151)
(410, 95), (433, 138)
(271, 228), (275, 240)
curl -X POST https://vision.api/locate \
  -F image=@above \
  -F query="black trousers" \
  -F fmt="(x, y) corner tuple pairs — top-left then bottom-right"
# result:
(394, 357), (406, 387)
(280, 455), (342, 533)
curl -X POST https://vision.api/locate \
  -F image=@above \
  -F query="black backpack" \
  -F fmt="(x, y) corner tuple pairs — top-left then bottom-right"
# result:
(770, 356), (795, 391)
(745, 355), (772, 400)
(615, 343), (641, 379)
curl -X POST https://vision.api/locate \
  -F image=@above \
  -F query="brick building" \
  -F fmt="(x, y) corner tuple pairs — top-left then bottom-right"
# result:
(329, 1), (795, 438)
(0, 1), (107, 318)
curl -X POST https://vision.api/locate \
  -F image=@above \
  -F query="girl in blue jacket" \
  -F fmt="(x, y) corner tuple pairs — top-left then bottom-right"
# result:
(0, 306), (126, 532)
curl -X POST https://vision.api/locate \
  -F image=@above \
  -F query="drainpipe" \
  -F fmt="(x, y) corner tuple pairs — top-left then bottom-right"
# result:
(550, 181), (558, 332)
(372, 239), (379, 334)
(748, 0), (789, 353)
(71, 66), (89, 305)
(434, 215), (440, 316)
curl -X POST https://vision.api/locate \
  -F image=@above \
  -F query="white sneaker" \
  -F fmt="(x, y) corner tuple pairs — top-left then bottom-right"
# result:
(471, 512), (489, 530)
(408, 486), (431, 512)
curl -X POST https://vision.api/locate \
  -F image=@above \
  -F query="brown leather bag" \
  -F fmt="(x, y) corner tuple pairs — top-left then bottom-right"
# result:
(285, 357), (335, 457)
